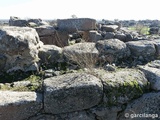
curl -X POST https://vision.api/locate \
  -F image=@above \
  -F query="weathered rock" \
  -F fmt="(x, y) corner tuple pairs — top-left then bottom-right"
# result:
(96, 39), (130, 63)
(57, 18), (96, 32)
(63, 43), (99, 68)
(28, 19), (48, 26)
(139, 61), (160, 91)
(0, 91), (42, 120)
(126, 40), (156, 61)
(147, 60), (160, 68)
(101, 25), (118, 32)
(115, 33), (126, 42)
(35, 25), (55, 36)
(38, 45), (62, 65)
(9, 16), (48, 27)
(43, 73), (103, 114)
(125, 33), (133, 41)
(0, 26), (43, 72)
(9, 16), (28, 27)
(0, 54), (7, 70)
(104, 32), (115, 39)
(28, 114), (55, 120)
(29, 111), (96, 120)
(89, 30), (102, 42)
(152, 39), (160, 56)
(99, 69), (149, 105)
(57, 111), (96, 120)
(118, 92), (160, 120)
(91, 106), (122, 120)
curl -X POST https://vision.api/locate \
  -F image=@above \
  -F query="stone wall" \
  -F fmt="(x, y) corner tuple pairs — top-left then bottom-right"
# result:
(57, 18), (96, 32)
(1, 18), (160, 120)
(0, 65), (160, 120)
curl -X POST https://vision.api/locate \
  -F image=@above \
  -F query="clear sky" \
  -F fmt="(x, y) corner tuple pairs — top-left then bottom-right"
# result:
(0, 0), (160, 20)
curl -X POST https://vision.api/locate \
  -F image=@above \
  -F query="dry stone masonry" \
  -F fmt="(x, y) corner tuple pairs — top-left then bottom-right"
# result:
(0, 26), (43, 72)
(0, 17), (160, 120)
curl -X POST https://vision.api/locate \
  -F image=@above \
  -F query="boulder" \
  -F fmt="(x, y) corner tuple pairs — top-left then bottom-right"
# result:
(35, 25), (55, 36)
(89, 30), (102, 42)
(115, 33), (126, 42)
(104, 32), (115, 39)
(28, 19), (48, 26)
(0, 91), (42, 120)
(118, 92), (160, 120)
(152, 39), (160, 56)
(139, 60), (160, 91)
(9, 16), (28, 27)
(99, 69), (149, 105)
(101, 25), (118, 32)
(91, 106), (122, 120)
(125, 33), (133, 41)
(57, 18), (96, 33)
(43, 73), (103, 114)
(126, 40), (156, 61)
(9, 16), (48, 27)
(35, 25), (66, 46)
(63, 43), (99, 68)
(38, 45), (62, 65)
(0, 26), (43, 72)
(96, 39), (130, 63)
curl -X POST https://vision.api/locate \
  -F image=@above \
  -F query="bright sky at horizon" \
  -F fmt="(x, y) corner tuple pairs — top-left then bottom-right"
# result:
(0, 0), (160, 20)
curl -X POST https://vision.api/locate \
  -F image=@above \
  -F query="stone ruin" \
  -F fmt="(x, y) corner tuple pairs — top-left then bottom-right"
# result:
(0, 16), (160, 120)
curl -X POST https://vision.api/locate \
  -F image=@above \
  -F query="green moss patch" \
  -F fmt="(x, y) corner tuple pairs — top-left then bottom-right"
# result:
(101, 69), (150, 106)
(0, 72), (42, 92)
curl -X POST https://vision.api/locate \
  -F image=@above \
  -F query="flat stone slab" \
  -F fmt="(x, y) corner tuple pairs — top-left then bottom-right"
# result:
(44, 73), (103, 114)
(100, 69), (149, 105)
(0, 91), (42, 120)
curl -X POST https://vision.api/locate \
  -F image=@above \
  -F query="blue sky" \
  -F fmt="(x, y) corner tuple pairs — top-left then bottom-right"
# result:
(0, 0), (160, 20)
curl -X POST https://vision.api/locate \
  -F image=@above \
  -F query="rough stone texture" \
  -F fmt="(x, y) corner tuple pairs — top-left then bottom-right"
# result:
(96, 39), (130, 63)
(35, 25), (69, 47)
(104, 32), (115, 39)
(139, 60), (160, 90)
(9, 16), (28, 27)
(28, 114), (55, 120)
(115, 33), (126, 42)
(28, 19), (48, 26)
(147, 60), (160, 68)
(89, 30), (102, 42)
(38, 45), (62, 65)
(0, 26), (43, 72)
(0, 91), (42, 120)
(57, 18), (96, 33)
(91, 106), (122, 120)
(9, 16), (48, 27)
(0, 54), (7, 70)
(43, 73), (103, 114)
(63, 43), (99, 68)
(57, 111), (96, 120)
(126, 40), (156, 61)
(29, 111), (96, 120)
(35, 25), (55, 36)
(152, 39), (160, 56)
(99, 69), (149, 105)
(118, 92), (160, 120)
(101, 25), (118, 32)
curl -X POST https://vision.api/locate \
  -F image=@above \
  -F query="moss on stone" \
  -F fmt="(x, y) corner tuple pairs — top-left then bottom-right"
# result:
(0, 74), (42, 92)
(101, 69), (150, 106)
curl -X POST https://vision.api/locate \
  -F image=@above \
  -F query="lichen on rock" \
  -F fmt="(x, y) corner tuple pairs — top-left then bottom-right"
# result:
(99, 68), (150, 106)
